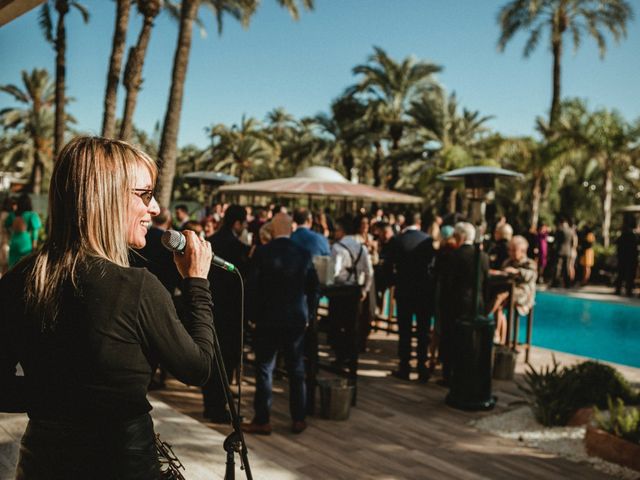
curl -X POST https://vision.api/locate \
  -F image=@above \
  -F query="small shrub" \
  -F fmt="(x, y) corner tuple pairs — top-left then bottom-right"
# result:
(519, 357), (575, 426)
(565, 361), (638, 409)
(519, 357), (639, 427)
(594, 397), (640, 445)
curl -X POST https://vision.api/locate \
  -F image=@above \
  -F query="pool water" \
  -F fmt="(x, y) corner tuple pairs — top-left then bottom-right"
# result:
(521, 291), (640, 368)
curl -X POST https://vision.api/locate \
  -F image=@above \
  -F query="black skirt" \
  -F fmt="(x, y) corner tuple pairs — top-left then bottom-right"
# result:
(16, 413), (160, 480)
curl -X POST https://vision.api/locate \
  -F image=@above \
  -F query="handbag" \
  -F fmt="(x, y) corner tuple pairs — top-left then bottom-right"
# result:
(155, 434), (186, 480)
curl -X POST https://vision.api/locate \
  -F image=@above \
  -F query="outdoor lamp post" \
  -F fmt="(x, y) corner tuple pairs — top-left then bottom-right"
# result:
(438, 166), (523, 234)
(437, 165), (522, 411)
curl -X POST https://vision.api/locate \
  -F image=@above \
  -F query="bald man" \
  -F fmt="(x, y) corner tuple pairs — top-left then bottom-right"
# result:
(243, 213), (319, 435)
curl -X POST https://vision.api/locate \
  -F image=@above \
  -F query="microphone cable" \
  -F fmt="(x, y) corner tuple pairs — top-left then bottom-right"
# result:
(234, 268), (244, 420)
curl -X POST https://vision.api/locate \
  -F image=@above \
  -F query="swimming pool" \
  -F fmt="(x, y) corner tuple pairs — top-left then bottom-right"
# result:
(522, 291), (640, 368)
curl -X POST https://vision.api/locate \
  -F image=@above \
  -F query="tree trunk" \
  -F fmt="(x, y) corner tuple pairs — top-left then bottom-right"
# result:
(156, 0), (199, 208)
(602, 161), (613, 248)
(342, 152), (354, 180)
(388, 135), (400, 189)
(447, 188), (457, 215)
(372, 140), (383, 187)
(53, 0), (69, 158)
(120, 11), (157, 142)
(530, 171), (542, 230)
(549, 11), (564, 129)
(102, 0), (132, 139)
(28, 151), (43, 195)
(28, 132), (46, 194)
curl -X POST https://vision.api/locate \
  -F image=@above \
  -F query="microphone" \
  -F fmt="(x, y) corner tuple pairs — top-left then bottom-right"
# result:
(161, 229), (236, 272)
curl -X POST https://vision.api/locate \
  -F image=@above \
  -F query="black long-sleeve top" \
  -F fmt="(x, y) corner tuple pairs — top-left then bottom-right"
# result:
(0, 257), (214, 421)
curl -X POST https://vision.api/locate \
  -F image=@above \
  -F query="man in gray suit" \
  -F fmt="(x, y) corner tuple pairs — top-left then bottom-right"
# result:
(552, 218), (575, 288)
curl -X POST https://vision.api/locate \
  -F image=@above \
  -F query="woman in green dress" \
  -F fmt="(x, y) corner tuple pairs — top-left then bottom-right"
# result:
(4, 193), (42, 268)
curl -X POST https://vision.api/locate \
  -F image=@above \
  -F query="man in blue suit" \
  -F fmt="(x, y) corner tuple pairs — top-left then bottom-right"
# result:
(242, 213), (319, 435)
(291, 208), (330, 257)
(388, 211), (436, 382)
(290, 208), (329, 413)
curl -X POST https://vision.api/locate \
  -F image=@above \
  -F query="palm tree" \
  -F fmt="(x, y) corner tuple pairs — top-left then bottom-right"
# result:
(348, 46), (442, 189)
(102, 0), (133, 138)
(206, 116), (274, 182)
(119, 0), (163, 141)
(408, 90), (493, 211)
(495, 135), (558, 228)
(155, 0), (313, 207)
(39, 0), (90, 157)
(277, 116), (326, 176)
(314, 94), (370, 180)
(0, 69), (56, 194)
(557, 99), (639, 246)
(497, 0), (633, 129)
(264, 107), (295, 162)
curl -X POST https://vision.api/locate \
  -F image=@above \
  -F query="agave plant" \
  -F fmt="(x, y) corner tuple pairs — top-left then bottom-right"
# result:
(518, 356), (575, 426)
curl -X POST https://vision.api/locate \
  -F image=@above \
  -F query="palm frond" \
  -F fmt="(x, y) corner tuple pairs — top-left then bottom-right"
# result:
(39, 3), (55, 46)
(523, 24), (543, 57)
(71, 1), (91, 23)
(0, 84), (29, 103)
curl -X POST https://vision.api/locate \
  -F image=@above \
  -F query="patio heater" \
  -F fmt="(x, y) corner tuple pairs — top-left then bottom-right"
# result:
(437, 166), (523, 411)
(438, 166), (523, 235)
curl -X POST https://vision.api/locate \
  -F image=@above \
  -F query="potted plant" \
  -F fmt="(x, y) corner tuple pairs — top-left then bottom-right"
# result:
(586, 397), (640, 472)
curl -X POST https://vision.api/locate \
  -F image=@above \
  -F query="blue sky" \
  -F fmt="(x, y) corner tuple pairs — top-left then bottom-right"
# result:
(1, 0), (639, 148)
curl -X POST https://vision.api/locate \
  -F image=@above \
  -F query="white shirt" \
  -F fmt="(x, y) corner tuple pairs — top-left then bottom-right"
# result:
(331, 235), (373, 294)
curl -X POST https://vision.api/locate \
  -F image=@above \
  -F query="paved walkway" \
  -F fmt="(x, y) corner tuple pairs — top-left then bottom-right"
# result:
(540, 284), (640, 307)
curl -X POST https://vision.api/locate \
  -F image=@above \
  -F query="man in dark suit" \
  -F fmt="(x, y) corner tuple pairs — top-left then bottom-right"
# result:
(201, 204), (251, 423)
(449, 222), (489, 324)
(135, 207), (181, 295)
(174, 204), (190, 230)
(133, 207), (182, 389)
(388, 211), (435, 382)
(242, 213), (319, 435)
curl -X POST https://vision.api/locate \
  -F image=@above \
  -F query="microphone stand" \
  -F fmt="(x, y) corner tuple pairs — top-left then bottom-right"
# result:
(163, 231), (252, 478)
(209, 270), (252, 480)
(212, 325), (252, 480)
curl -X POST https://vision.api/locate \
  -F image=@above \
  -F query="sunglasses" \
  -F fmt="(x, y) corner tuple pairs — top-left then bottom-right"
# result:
(132, 188), (155, 206)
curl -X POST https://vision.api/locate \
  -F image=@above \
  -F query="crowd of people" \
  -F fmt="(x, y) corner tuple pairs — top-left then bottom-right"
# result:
(131, 202), (540, 432)
(145, 201), (640, 390)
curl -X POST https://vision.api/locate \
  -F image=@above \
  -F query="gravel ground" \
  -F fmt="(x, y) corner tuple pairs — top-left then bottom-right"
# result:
(471, 407), (640, 479)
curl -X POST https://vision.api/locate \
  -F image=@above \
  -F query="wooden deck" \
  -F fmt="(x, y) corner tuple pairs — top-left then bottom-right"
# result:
(149, 330), (631, 480)
(2, 329), (637, 479)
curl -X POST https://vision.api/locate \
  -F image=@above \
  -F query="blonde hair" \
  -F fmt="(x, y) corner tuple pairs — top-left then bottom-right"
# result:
(26, 136), (157, 328)
(510, 235), (529, 251)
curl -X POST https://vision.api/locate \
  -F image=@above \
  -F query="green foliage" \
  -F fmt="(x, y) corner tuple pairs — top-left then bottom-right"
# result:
(519, 357), (576, 426)
(565, 361), (638, 409)
(594, 397), (640, 444)
(520, 358), (639, 426)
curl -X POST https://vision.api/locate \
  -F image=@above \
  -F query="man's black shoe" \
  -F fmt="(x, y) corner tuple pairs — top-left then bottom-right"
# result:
(204, 411), (230, 424)
(391, 370), (410, 381)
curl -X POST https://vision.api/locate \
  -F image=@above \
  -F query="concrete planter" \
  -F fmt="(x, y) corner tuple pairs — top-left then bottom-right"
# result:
(585, 425), (640, 472)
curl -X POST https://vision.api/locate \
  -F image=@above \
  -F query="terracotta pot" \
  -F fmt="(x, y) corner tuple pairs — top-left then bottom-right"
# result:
(567, 407), (593, 426)
(585, 425), (640, 472)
